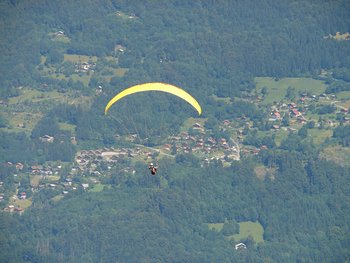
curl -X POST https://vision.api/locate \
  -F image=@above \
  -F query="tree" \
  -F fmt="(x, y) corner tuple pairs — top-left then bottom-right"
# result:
(298, 125), (308, 138)
(282, 114), (290, 126)
(285, 86), (297, 100)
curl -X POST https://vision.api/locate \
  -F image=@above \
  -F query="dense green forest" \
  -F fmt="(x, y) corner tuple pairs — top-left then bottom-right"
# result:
(1, 0), (350, 262)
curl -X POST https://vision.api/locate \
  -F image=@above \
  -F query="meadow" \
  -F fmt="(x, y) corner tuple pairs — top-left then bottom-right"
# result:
(207, 220), (264, 244)
(255, 77), (327, 104)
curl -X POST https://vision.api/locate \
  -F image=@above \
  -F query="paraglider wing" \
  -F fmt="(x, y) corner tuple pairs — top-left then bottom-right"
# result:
(104, 82), (202, 115)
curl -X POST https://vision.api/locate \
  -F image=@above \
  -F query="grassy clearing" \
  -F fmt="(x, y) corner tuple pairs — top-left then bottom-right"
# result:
(30, 175), (42, 187)
(255, 77), (327, 104)
(308, 128), (333, 144)
(258, 129), (288, 147)
(102, 68), (129, 82)
(9, 87), (91, 107)
(320, 146), (350, 166)
(211, 94), (231, 103)
(46, 175), (60, 182)
(254, 165), (267, 179)
(207, 222), (224, 231)
(230, 221), (264, 243)
(114, 68), (128, 77)
(63, 54), (98, 63)
(13, 199), (32, 209)
(58, 122), (76, 134)
(50, 72), (92, 86)
(51, 195), (64, 202)
(274, 131), (288, 146)
(89, 183), (105, 192)
(9, 89), (45, 104)
(207, 220), (265, 244)
(4, 112), (42, 133)
(180, 117), (207, 132)
(337, 99), (350, 109)
(40, 55), (46, 64)
(9, 89), (67, 105)
(336, 91), (350, 100)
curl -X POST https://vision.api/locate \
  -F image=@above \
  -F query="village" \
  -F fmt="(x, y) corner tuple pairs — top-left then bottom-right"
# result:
(1, 82), (349, 214)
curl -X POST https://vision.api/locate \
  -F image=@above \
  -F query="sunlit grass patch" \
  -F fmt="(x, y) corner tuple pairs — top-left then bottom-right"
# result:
(211, 94), (231, 103)
(336, 91), (350, 101)
(337, 98), (350, 109)
(114, 68), (128, 77)
(9, 88), (67, 105)
(58, 122), (76, 134)
(5, 112), (42, 132)
(320, 146), (350, 166)
(51, 195), (64, 202)
(180, 117), (207, 132)
(103, 68), (129, 82)
(308, 128), (332, 144)
(30, 175), (42, 187)
(88, 183), (105, 192)
(254, 165), (267, 179)
(207, 222), (224, 231)
(255, 77), (327, 104)
(13, 198), (32, 209)
(63, 54), (97, 63)
(46, 175), (60, 182)
(230, 221), (264, 243)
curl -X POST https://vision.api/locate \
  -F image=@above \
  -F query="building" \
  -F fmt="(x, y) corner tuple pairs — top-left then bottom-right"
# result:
(235, 242), (247, 250)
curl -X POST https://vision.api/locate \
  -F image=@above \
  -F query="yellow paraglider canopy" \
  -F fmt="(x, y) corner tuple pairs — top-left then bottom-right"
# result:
(104, 82), (202, 115)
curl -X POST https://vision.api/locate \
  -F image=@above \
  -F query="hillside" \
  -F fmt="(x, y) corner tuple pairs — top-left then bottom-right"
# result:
(1, 1), (350, 262)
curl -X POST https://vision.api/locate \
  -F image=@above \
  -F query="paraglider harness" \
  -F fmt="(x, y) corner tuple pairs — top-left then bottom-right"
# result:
(148, 163), (157, 175)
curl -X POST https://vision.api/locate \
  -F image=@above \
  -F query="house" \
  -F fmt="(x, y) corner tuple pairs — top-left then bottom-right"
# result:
(19, 192), (27, 199)
(8, 205), (15, 212)
(289, 102), (297, 109)
(55, 30), (64, 36)
(115, 44), (126, 53)
(273, 111), (281, 119)
(39, 135), (54, 143)
(291, 108), (301, 117)
(235, 242), (247, 250)
(15, 163), (24, 170)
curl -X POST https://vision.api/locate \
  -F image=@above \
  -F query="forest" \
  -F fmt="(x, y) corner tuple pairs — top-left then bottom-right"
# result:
(1, 0), (350, 262)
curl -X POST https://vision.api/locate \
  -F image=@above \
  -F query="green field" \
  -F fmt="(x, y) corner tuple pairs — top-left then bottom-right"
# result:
(3, 88), (83, 133)
(41, 54), (128, 84)
(207, 220), (264, 244)
(51, 195), (64, 202)
(89, 183), (105, 192)
(30, 175), (42, 187)
(46, 175), (60, 182)
(180, 117), (207, 132)
(207, 222), (224, 231)
(12, 198), (32, 209)
(230, 221), (264, 243)
(63, 54), (98, 63)
(320, 146), (350, 166)
(336, 91), (350, 100)
(59, 122), (76, 134)
(2, 112), (42, 133)
(255, 77), (327, 104)
(102, 68), (129, 82)
(308, 128), (333, 145)
(8, 89), (65, 105)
